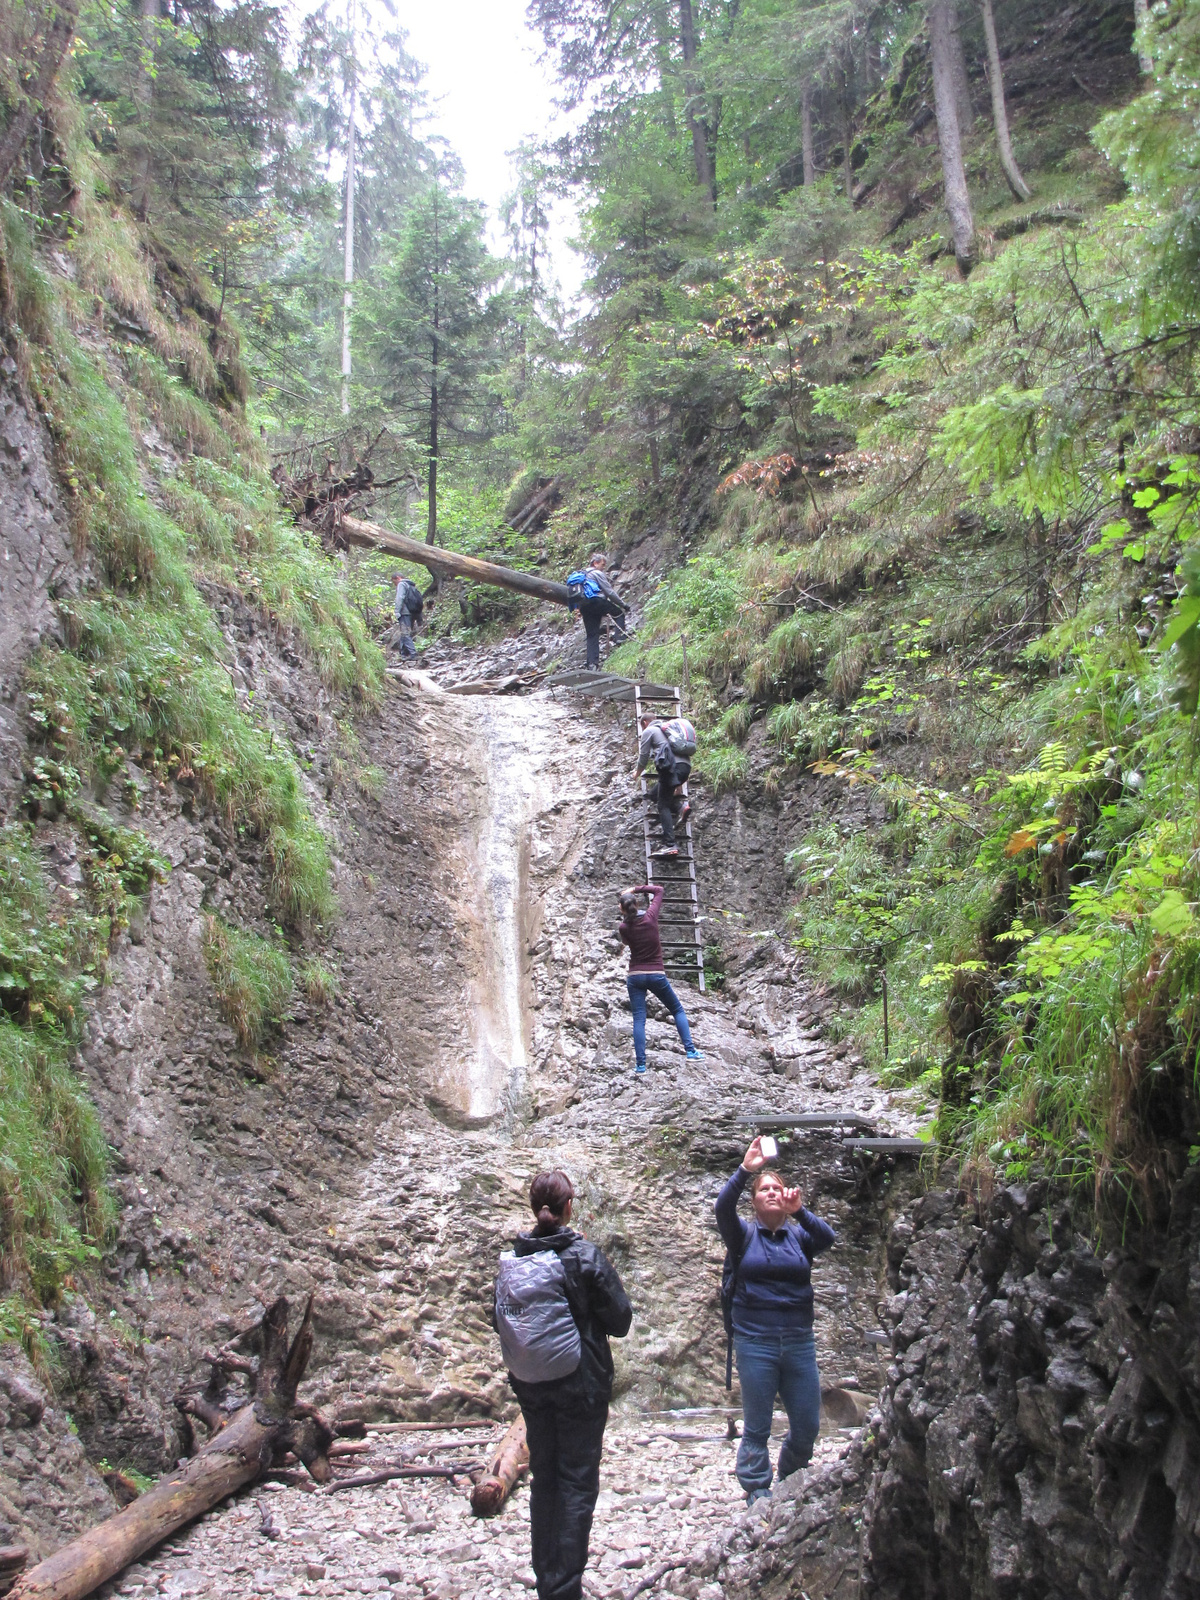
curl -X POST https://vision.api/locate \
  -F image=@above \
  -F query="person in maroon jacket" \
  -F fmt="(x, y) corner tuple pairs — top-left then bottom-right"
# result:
(617, 885), (704, 1075)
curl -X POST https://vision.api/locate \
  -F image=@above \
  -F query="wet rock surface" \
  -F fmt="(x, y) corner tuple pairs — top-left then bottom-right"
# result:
(0, 1351), (115, 1565)
(0, 362), (75, 814)
(860, 1176), (1200, 1599)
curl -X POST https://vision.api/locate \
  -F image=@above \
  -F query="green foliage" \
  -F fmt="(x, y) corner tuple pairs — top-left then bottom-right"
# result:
(299, 959), (340, 1007)
(0, 1019), (112, 1301)
(202, 917), (293, 1051)
(0, 825), (102, 1030)
(692, 741), (748, 793)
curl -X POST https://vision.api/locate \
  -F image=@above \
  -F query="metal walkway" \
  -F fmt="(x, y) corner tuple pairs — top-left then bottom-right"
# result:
(633, 683), (705, 993)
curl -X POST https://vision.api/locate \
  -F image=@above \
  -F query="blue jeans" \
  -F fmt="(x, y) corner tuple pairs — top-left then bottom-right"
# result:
(734, 1327), (821, 1494)
(626, 974), (694, 1064)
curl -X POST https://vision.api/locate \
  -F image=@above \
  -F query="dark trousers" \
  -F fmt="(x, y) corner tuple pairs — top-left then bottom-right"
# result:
(394, 611), (417, 660)
(520, 1393), (609, 1600)
(579, 600), (625, 668)
(650, 755), (690, 844)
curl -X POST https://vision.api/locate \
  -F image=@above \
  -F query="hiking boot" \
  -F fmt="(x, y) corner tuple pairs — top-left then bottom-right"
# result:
(650, 845), (679, 859)
(678, 801), (691, 821)
(746, 1487), (771, 1507)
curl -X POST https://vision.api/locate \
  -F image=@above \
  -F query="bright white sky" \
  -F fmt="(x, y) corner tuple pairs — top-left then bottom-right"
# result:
(390, 0), (587, 305)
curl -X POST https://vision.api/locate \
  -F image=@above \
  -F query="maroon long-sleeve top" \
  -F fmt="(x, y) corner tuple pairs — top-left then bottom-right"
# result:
(619, 884), (665, 975)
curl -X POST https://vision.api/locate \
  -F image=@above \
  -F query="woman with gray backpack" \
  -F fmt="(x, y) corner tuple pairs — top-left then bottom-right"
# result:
(494, 1170), (632, 1600)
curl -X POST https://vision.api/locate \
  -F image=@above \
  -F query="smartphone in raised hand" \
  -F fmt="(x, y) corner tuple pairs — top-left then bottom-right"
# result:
(759, 1135), (778, 1161)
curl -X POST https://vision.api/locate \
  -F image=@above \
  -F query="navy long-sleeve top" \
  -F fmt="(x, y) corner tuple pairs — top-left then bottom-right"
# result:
(715, 1165), (836, 1335)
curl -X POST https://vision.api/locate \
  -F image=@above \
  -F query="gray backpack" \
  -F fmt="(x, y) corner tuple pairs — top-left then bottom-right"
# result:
(495, 1249), (582, 1383)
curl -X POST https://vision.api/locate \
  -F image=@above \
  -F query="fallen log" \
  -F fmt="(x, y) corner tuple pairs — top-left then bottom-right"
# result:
(9, 1294), (332, 1600)
(340, 515), (572, 608)
(327, 1465), (477, 1492)
(366, 1420), (497, 1433)
(470, 1417), (529, 1516)
(624, 1559), (688, 1600)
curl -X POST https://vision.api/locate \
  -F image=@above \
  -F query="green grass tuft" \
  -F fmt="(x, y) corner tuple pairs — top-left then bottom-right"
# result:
(0, 1019), (113, 1301)
(202, 917), (293, 1050)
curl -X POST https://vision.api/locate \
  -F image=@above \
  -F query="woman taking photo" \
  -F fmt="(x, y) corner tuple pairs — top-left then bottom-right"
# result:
(496, 1170), (632, 1600)
(715, 1136), (836, 1503)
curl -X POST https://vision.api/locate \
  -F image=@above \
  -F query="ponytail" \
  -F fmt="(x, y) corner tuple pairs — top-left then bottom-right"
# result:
(529, 1169), (575, 1236)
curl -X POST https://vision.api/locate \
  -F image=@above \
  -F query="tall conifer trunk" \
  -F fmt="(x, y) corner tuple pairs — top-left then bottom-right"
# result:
(979, 0), (1031, 199)
(678, 0), (716, 203)
(0, 0), (81, 191)
(132, 0), (158, 219)
(1134, 0), (1152, 73)
(928, 0), (976, 273)
(801, 80), (815, 186)
(426, 183), (440, 548)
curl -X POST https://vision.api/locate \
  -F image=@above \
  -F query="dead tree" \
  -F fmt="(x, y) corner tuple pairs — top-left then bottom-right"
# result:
(979, 0), (1031, 200)
(10, 1295), (333, 1600)
(470, 1416), (529, 1516)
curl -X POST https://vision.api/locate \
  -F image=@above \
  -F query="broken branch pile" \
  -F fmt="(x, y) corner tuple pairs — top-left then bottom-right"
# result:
(10, 1294), (332, 1600)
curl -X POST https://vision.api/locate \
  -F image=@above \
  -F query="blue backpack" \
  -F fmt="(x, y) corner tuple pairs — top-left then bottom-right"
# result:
(566, 569), (604, 607)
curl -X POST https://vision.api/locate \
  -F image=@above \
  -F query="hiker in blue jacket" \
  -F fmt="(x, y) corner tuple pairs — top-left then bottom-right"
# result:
(567, 553), (627, 669)
(716, 1135), (836, 1503)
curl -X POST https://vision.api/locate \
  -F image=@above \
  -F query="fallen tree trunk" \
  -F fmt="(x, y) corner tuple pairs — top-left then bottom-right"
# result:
(328, 1464), (478, 1492)
(340, 515), (572, 608)
(10, 1295), (332, 1600)
(470, 1417), (529, 1516)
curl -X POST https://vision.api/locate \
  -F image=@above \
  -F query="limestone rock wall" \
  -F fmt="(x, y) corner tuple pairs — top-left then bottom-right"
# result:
(860, 1176), (1200, 1600)
(0, 360), (74, 816)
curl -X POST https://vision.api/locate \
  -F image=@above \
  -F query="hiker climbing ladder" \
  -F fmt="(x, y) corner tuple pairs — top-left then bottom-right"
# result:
(633, 684), (705, 994)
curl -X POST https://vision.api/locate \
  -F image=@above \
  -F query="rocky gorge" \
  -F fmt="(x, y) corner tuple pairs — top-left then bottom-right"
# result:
(2, 427), (1199, 1597)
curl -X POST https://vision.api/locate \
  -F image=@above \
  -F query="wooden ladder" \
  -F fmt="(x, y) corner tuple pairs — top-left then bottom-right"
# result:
(632, 684), (705, 994)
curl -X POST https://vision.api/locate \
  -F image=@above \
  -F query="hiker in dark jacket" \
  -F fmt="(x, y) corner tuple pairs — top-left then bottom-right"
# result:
(716, 1136), (836, 1503)
(570, 553), (627, 670)
(635, 713), (691, 858)
(505, 1170), (632, 1600)
(617, 885), (703, 1074)
(391, 569), (428, 661)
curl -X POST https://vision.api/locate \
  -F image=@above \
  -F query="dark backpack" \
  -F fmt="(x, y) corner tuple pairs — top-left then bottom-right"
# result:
(566, 569), (605, 607)
(398, 578), (423, 618)
(720, 1233), (745, 1390)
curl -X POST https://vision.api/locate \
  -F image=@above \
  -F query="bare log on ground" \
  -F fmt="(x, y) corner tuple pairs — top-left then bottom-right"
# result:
(339, 515), (572, 608)
(624, 1559), (688, 1600)
(470, 1417), (529, 1516)
(366, 1419), (497, 1433)
(10, 1294), (333, 1600)
(328, 1465), (479, 1492)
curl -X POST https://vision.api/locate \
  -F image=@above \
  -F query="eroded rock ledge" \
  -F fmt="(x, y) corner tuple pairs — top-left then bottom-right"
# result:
(862, 1174), (1200, 1600)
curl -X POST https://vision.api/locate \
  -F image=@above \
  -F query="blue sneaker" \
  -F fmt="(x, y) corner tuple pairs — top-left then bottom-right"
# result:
(685, 1049), (705, 1061)
(635, 1063), (647, 1075)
